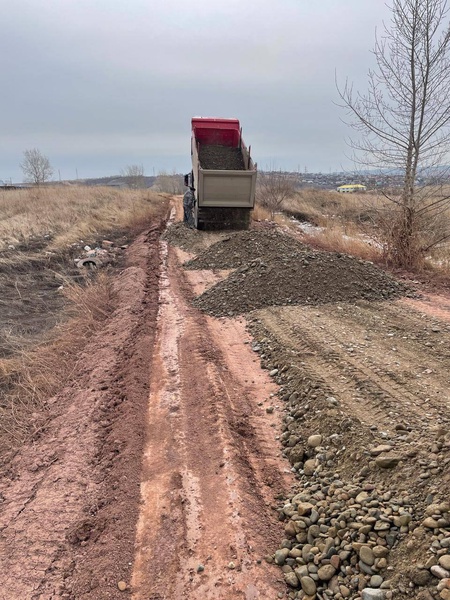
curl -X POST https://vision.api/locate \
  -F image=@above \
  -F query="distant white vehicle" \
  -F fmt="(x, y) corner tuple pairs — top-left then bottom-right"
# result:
(336, 184), (367, 193)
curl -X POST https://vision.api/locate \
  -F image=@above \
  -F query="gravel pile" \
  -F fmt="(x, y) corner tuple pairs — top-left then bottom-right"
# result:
(274, 482), (412, 598)
(276, 409), (450, 600)
(198, 144), (245, 170)
(161, 222), (215, 254)
(184, 230), (307, 270)
(193, 251), (410, 316)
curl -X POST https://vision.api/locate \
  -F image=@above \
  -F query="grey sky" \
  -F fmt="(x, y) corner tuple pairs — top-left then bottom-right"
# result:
(0, 0), (390, 182)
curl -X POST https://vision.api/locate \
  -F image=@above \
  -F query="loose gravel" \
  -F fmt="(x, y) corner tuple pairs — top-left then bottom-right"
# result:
(198, 144), (245, 170)
(193, 251), (410, 316)
(184, 230), (307, 270)
(247, 324), (450, 600)
(162, 222), (226, 254)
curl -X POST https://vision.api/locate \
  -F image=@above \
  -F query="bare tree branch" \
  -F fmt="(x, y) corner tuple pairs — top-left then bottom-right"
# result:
(337, 0), (450, 268)
(120, 164), (146, 189)
(256, 170), (296, 218)
(20, 149), (53, 186)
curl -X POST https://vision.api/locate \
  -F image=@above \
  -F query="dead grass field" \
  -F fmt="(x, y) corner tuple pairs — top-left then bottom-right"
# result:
(0, 186), (169, 460)
(0, 185), (165, 250)
(278, 188), (450, 272)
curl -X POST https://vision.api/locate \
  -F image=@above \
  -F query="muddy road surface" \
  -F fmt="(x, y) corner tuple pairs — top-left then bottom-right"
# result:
(131, 221), (292, 599)
(1, 205), (450, 599)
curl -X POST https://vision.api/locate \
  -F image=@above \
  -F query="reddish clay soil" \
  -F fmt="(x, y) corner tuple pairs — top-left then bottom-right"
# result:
(3, 202), (450, 600)
(0, 206), (293, 599)
(402, 291), (450, 323)
(131, 239), (292, 599)
(0, 222), (165, 599)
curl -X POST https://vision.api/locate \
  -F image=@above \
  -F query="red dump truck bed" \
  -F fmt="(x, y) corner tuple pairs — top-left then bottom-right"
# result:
(191, 117), (241, 147)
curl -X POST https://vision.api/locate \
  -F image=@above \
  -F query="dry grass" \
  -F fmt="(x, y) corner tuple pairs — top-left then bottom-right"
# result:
(251, 203), (272, 222)
(0, 185), (166, 250)
(0, 273), (115, 454)
(0, 186), (169, 458)
(279, 187), (450, 274)
(284, 189), (381, 228)
(269, 189), (384, 262)
(251, 192), (383, 261)
(300, 224), (381, 262)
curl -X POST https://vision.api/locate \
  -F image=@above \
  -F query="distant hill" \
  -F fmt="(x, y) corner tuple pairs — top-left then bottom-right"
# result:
(64, 175), (157, 188)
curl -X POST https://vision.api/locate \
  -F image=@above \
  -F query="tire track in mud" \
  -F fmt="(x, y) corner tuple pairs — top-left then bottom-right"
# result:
(254, 302), (450, 434)
(131, 229), (291, 599)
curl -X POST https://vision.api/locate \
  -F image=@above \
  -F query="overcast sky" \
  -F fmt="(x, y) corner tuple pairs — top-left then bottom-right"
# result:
(0, 0), (391, 182)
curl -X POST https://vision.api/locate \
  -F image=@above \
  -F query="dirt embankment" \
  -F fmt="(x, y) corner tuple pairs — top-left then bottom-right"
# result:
(0, 221), (166, 599)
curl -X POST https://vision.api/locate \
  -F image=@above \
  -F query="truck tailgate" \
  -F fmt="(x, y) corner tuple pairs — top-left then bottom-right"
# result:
(199, 170), (256, 208)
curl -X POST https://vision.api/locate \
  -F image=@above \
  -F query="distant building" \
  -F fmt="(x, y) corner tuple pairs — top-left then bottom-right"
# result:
(336, 184), (367, 193)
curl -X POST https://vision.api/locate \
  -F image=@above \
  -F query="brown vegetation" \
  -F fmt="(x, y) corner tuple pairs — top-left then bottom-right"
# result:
(0, 186), (169, 460)
(0, 185), (165, 250)
(281, 188), (450, 271)
(338, 0), (450, 269)
(256, 170), (296, 218)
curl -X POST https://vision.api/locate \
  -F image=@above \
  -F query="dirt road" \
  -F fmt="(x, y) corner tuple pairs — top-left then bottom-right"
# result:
(131, 213), (292, 599)
(1, 204), (450, 599)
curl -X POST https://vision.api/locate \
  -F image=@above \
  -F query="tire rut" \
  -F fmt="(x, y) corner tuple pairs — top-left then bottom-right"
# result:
(131, 230), (290, 599)
(255, 303), (450, 435)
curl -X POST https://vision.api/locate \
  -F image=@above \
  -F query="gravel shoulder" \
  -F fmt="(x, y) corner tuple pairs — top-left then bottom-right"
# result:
(247, 298), (450, 597)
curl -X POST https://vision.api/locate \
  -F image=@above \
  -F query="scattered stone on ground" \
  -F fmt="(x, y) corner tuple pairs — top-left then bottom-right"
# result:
(246, 319), (450, 600)
(193, 249), (410, 316)
(0, 232), (128, 357)
(184, 230), (307, 270)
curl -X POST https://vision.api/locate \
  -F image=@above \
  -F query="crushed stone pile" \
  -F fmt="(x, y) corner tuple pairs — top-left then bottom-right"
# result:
(184, 230), (307, 270)
(193, 251), (410, 316)
(198, 144), (245, 170)
(162, 222), (208, 254)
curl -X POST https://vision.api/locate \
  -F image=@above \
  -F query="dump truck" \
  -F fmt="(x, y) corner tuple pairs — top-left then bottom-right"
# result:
(185, 117), (257, 230)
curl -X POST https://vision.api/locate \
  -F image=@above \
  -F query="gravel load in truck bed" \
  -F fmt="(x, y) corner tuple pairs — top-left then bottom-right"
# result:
(198, 144), (246, 170)
(184, 230), (307, 270)
(193, 250), (411, 316)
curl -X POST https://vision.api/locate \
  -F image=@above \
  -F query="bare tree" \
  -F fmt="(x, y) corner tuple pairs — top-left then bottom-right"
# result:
(20, 148), (54, 186)
(256, 170), (296, 217)
(120, 164), (146, 189)
(154, 170), (184, 194)
(338, 0), (450, 268)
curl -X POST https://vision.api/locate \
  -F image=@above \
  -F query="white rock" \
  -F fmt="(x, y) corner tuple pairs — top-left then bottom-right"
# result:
(431, 565), (450, 579)
(361, 588), (385, 600)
